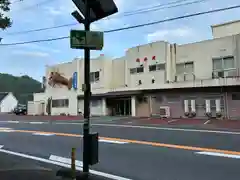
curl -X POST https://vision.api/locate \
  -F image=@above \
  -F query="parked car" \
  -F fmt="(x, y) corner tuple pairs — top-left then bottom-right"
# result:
(13, 105), (27, 115)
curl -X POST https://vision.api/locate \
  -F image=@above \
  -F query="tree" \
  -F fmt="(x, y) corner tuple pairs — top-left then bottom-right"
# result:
(0, 0), (12, 30)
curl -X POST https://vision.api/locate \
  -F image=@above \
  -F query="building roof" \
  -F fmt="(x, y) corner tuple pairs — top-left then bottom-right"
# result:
(0, 92), (9, 102)
(211, 19), (240, 28)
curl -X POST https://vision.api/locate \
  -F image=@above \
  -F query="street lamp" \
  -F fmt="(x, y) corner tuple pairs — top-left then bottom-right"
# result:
(71, 0), (118, 176)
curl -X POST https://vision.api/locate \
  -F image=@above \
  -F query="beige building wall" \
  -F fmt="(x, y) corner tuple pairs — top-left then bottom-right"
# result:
(44, 61), (79, 115)
(125, 41), (168, 88)
(111, 57), (126, 89)
(78, 55), (113, 92)
(175, 36), (236, 81)
(212, 20), (240, 39)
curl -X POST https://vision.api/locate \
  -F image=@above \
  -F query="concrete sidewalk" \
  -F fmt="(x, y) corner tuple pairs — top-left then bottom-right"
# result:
(0, 152), (119, 180)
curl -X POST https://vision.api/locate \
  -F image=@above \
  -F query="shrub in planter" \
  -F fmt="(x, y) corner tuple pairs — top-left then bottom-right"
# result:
(184, 112), (190, 117)
(189, 111), (196, 118)
(205, 112), (212, 118)
(216, 112), (222, 118)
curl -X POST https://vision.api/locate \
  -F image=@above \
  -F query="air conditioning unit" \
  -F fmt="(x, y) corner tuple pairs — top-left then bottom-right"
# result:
(159, 106), (170, 118)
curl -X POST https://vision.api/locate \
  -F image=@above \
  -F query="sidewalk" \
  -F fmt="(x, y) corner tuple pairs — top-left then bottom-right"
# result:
(0, 152), (119, 180)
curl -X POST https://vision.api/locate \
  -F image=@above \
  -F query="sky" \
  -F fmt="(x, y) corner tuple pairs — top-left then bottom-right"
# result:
(0, 0), (239, 81)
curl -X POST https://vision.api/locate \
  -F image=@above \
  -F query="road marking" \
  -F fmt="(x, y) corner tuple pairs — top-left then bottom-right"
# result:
(49, 155), (83, 167)
(4, 128), (240, 155)
(7, 121), (19, 123)
(167, 119), (179, 123)
(92, 123), (240, 135)
(196, 151), (240, 159)
(29, 122), (45, 124)
(99, 139), (129, 144)
(0, 148), (132, 180)
(0, 127), (15, 132)
(55, 122), (83, 125)
(204, 120), (211, 125)
(32, 133), (54, 136)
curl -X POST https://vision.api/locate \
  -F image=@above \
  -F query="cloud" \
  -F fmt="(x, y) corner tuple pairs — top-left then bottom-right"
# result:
(12, 50), (50, 57)
(146, 27), (194, 42)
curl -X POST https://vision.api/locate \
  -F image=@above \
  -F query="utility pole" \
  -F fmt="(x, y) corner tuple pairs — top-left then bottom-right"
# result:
(70, 0), (118, 177)
(83, 0), (91, 174)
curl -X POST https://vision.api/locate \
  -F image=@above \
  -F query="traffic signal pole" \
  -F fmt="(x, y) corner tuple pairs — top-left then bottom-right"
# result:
(83, 0), (91, 175)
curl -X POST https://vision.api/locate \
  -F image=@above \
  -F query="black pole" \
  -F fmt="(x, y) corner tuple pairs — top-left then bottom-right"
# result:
(83, 0), (91, 175)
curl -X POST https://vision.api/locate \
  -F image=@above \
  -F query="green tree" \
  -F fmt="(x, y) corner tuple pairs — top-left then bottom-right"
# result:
(0, 0), (11, 30)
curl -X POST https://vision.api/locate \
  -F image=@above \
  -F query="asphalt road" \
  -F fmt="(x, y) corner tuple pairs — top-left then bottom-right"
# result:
(0, 120), (240, 180)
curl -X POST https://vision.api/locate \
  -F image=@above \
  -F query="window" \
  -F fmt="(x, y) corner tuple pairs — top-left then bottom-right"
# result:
(130, 68), (137, 74)
(52, 99), (69, 108)
(213, 56), (235, 71)
(130, 67), (144, 74)
(232, 93), (240, 100)
(212, 56), (235, 78)
(149, 65), (156, 72)
(137, 66), (144, 73)
(176, 62), (194, 75)
(149, 64), (165, 72)
(90, 71), (100, 83)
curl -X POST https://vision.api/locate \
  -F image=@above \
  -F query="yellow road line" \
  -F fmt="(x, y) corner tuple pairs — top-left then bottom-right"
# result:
(12, 129), (240, 155)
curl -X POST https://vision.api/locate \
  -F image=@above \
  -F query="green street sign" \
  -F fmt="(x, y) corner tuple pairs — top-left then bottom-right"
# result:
(70, 30), (104, 50)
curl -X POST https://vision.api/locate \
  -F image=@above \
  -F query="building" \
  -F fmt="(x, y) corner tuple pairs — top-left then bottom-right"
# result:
(0, 92), (18, 113)
(29, 20), (240, 120)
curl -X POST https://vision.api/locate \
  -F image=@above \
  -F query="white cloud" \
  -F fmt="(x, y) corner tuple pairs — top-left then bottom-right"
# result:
(147, 27), (194, 42)
(12, 50), (50, 57)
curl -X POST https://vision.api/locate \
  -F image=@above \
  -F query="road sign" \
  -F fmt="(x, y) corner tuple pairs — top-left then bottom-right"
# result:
(70, 30), (103, 50)
(72, 72), (78, 90)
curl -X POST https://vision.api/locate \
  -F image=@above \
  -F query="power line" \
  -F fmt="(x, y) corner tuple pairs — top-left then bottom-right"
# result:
(13, 0), (58, 11)
(1, 4), (239, 46)
(3, 0), (210, 36)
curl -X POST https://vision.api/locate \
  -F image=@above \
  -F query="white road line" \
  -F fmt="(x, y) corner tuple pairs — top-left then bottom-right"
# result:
(195, 151), (240, 159)
(32, 133), (54, 136)
(0, 128), (15, 132)
(49, 155), (83, 167)
(29, 122), (45, 124)
(0, 148), (132, 180)
(7, 121), (19, 123)
(99, 139), (129, 144)
(167, 119), (179, 123)
(204, 120), (211, 125)
(92, 123), (240, 135)
(55, 122), (83, 125)
(0, 145), (3, 149)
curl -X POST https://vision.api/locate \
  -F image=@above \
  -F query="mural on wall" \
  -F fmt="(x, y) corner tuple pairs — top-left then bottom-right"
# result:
(48, 68), (73, 90)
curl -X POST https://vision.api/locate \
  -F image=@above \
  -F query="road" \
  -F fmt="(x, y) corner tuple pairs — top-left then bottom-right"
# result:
(0, 119), (240, 180)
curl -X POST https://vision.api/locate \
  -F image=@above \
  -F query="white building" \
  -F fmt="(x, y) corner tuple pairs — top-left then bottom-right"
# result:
(0, 92), (18, 113)
(29, 20), (240, 119)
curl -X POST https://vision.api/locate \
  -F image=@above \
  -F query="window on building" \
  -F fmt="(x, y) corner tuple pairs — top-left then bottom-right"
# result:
(130, 66), (144, 74)
(137, 66), (144, 73)
(90, 71), (100, 83)
(149, 64), (165, 72)
(52, 99), (69, 108)
(176, 62), (194, 75)
(212, 56), (235, 78)
(232, 93), (240, 100)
